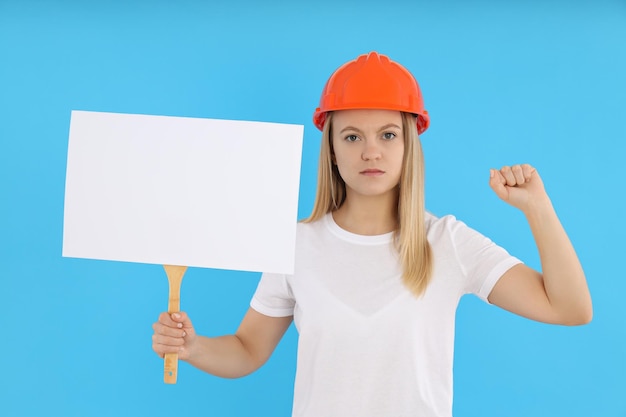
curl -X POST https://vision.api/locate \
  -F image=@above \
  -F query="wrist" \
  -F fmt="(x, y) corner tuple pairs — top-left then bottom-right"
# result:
(522, 195), (556, 224)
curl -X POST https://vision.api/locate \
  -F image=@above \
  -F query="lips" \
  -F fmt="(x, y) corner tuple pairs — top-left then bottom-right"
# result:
(360, 168), (385, 176)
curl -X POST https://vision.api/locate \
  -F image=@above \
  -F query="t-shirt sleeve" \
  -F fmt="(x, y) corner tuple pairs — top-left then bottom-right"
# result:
(250, 272), (295, 317)
(448, 217), (523, 303)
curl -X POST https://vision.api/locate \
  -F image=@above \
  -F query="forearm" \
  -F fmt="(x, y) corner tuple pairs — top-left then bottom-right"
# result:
(524, 197), (592, 324)
(185, 334), (261, 379)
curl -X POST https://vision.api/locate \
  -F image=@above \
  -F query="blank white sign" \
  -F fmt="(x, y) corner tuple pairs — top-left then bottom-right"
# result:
(63, 111), (303, 274)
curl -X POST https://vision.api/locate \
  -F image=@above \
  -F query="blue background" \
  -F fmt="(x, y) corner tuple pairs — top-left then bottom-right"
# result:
(1, 1), (625, 416)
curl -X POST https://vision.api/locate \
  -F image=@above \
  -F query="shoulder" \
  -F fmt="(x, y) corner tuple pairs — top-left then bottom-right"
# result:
(295, 214), (331, 251)
(425, 212), (473, 239)
(297, 215), (327, 236)
(425, 212), (499, 256)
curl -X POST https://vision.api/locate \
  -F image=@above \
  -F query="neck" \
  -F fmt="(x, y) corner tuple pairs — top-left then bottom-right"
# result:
(332, 190), (398, 235)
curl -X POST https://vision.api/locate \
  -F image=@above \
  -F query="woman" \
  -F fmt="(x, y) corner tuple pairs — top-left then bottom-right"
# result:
(152, 51), (592, 417)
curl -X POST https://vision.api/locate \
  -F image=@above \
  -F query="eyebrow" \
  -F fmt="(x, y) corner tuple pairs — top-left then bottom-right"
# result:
(338, 123), (402, 135)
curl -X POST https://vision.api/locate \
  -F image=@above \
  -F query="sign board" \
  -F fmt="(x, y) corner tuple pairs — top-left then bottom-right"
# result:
(63, 111), (303, 274)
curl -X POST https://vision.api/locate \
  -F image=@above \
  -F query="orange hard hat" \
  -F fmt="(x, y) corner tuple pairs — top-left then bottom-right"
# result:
(313, 51), (430, 134)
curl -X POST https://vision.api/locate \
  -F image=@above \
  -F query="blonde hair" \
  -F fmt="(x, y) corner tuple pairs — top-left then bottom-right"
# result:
(303, 112), (433, 297)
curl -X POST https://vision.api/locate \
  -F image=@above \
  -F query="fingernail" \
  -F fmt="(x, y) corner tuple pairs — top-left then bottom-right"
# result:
(182, 331), (187, 337)
(490, 169), (495, 178)
(177, 323), (183, 328)
(172, 313), (180, 319)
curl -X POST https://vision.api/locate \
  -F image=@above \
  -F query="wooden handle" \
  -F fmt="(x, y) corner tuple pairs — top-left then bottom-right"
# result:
(163, 265), (187, 384)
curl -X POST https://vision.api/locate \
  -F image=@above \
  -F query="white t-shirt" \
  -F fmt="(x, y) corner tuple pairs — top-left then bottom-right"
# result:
(251, 212), (521, 417)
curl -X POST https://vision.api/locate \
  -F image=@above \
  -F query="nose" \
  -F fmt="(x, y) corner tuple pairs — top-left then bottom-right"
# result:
(361, 140), (382, 161)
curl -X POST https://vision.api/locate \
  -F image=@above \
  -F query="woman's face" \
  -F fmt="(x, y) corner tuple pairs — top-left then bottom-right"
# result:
(331, 109), (405, 201)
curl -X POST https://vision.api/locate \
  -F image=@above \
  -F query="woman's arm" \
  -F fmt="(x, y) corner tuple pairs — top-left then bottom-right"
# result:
(486, 164), (592, 325)
(153, 308), (293, 378)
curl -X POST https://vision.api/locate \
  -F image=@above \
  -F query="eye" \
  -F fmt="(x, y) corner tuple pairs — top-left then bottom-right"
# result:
(344, 134), (359, 142)
(382, 132), (397, 140)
